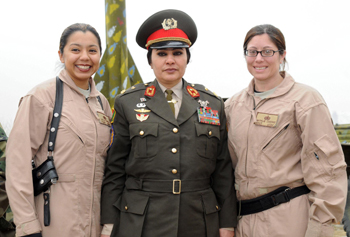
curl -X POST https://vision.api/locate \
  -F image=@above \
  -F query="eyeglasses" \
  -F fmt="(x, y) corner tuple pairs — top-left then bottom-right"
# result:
(245, 49), (282, 57)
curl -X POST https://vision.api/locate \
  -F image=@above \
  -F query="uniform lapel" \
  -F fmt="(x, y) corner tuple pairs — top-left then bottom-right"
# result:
(177, 80), (199, 125)
(145, 80), (178, 126)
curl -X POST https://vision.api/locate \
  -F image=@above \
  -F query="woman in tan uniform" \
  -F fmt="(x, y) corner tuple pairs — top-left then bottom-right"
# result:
(225, 24), (347, 236)
(6, 23), (112, 237)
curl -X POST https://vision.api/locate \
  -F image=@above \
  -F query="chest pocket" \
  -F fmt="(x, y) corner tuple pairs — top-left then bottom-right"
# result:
(195, 123), (220, 159)
(130, 123), (158, 158)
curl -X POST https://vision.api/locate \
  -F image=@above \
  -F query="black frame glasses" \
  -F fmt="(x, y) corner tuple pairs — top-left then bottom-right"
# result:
(245, 49), (282, 57)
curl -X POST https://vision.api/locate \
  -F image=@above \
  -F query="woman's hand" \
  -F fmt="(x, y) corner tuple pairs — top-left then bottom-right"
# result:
(219, 228), (235, 237)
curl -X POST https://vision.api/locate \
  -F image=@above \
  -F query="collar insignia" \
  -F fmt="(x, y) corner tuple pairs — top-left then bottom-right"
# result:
(187, 85), (200, 98)
(145, 85), (156, 97)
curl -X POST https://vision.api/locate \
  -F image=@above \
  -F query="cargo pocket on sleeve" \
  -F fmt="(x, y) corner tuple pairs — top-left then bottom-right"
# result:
(310, 134), (343, 182)
(201, 191), (220, 237)
(115, 190), (150, 237)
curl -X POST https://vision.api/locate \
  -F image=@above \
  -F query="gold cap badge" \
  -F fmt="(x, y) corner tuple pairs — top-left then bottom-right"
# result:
(162, 18), (177, 30)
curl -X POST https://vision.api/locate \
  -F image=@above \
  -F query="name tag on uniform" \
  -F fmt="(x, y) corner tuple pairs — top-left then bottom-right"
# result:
(97, 111), (111, 127)
(254, 112), (278, 127)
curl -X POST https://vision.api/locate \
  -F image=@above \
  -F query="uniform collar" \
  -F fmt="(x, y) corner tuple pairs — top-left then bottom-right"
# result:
(156, 79), (183, 100)
(246, 73), (295, 99)
(58, 69), (100, 97)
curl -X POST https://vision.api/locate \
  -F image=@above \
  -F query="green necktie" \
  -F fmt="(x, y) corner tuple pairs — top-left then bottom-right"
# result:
(166, 89), (175, 115)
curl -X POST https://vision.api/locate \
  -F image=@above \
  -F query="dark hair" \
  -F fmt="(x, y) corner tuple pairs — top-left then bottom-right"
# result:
(147, 48), (191, 65)
(59, 23), (102, 55)
(243, 24), (287, 76)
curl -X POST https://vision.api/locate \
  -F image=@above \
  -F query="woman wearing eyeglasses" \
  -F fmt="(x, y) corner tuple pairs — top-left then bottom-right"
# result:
(224, 24), (347, 236)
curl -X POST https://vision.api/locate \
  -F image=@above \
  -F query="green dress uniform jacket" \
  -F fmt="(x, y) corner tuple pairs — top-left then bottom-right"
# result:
(101, 79), (237, 237)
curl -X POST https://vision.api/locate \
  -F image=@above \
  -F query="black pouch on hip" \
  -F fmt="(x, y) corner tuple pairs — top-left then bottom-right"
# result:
(32, 156), (58, 196)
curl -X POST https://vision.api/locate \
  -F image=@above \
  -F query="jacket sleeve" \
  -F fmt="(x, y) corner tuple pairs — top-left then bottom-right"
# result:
(224, 99), (239, 169)
(211, 99), (238, 228)
(6, 95), (51, 236)
(100, 95), (130, 226)
(296, 101), (347, 237)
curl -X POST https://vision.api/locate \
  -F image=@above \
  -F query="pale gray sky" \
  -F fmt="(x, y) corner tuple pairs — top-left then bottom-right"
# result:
(1, 0), (349, 134)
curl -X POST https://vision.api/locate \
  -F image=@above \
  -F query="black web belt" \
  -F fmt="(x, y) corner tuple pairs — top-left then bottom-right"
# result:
(125, 177), (211, 194)
(239, 185), (310, 216)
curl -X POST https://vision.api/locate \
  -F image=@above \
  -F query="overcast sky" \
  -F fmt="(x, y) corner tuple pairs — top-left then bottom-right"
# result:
(1, 0), (349, 134)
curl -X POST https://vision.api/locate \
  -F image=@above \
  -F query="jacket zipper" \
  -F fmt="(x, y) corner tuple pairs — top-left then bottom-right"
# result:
(254, 98), (269, 110)
(87, 96), (98, 236)
(262, 124), (290, 150)
(245, 113), (252, 176)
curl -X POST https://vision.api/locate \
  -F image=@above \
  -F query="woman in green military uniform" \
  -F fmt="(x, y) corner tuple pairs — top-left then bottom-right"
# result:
(101, 9), (237, 237)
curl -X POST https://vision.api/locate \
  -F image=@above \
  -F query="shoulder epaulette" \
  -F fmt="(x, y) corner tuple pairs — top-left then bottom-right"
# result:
(190, 83), (221, 100)
(119, 82), (151, 97)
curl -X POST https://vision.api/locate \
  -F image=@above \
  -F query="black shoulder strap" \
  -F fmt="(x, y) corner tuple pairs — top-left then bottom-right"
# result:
(48, 77), (63, 152)
(97, 95), (103, 110)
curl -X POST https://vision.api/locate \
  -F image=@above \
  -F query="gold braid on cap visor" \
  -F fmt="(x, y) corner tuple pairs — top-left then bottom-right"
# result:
(145, 37), (192, 48)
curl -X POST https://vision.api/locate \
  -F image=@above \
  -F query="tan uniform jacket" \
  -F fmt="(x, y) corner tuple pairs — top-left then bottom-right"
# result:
(225, 74), (347, 237)
(6, 70), (112, 236)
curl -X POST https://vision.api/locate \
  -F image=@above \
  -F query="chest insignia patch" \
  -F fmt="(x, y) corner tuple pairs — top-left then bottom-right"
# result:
(254, 112), (279, 127)
(136, 103), (146, 108)
(136, 113), (149, 122)
(97, 111), (111, 127)
(111, 108), (116, 124)
(140, 98), (147, 102)
(198, 100), (210, 108)
(187, 86), (200, 98)
(145, 85), (156, 97)
(197, 107), (220, 126)
(134, 108), (151, 113)
(109, 124), (114, 147)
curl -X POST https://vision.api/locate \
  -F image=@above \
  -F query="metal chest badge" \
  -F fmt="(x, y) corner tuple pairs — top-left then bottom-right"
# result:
(136, 114), (149, 122)
(197, 100), (220, 126)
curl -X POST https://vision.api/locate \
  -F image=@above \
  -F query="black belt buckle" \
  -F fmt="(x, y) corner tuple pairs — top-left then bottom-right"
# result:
(271, 188), (291, 206)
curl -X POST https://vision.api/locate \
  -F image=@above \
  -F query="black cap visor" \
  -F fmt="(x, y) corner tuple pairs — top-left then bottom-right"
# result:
(150, 41), (189, 49)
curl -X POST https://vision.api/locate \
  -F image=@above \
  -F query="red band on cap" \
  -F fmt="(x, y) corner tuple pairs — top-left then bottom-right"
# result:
(146, 28), (190, 49)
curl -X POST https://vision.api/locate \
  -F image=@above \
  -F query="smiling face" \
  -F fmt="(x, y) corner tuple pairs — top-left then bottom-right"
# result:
(58, 31), (101, 89)
(150, 48), (188, 88)
(245, 33), (286, 91)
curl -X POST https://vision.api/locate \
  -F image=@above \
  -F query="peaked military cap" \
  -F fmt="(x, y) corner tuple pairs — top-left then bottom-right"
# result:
(136, 9), (197, 49)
